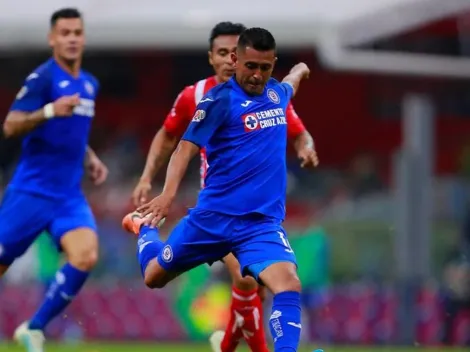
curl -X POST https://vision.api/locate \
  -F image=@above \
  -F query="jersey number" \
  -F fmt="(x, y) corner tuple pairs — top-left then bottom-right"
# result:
(278, 231), (294, 253)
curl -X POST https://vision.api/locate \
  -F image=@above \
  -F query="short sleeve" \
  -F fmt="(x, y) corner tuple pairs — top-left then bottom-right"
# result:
(181, 93), (227, 148)
(10, 73), (49, 112)
(163, 86), (195, 137)
(279, 82), (294, 102)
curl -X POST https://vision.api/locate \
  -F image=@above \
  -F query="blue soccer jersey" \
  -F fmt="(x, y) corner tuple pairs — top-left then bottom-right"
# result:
(182, 77), (293, 221)
(8, 58), (99, 198)
(0, 58), (98, 266)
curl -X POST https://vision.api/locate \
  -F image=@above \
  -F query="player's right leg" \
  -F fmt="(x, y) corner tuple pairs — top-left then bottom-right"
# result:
(233, 218), (302, 352)
(212, 253), (269, 352)
(122, 208), (233, 289)
(0, 189), (55, 352)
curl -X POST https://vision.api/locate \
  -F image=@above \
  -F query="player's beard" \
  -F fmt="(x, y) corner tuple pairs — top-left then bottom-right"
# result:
(246, 81), (264, 95)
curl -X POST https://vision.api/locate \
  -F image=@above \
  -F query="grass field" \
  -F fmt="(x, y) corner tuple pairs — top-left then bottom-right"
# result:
(0, 343), (468, 352)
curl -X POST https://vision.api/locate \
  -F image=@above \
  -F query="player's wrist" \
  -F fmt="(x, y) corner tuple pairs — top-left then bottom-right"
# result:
(139, 176), (152, 184)
(161, 190), (176, 202)
(43, 103), (55, 119)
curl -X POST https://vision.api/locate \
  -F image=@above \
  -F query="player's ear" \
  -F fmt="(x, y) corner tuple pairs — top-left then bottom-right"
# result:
(272, 56), (278, 70)
(208, 51), (214, 66)
(48, 30), (54, 48)
(231, 52), (238, 67)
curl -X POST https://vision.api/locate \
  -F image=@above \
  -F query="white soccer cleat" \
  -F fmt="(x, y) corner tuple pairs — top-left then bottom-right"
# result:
(209, 330), (225, 352)
(14, 321), (45, 352)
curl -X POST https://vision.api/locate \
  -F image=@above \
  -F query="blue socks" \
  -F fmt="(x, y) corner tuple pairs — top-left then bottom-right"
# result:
(136, 225), (164, 277)
(29, 263), (89, 330)
(269, 291), (302, 352)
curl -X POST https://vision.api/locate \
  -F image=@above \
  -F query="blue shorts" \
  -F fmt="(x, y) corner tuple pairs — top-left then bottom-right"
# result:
(157, 208), (297, 281)
(0, 189), (96, 266)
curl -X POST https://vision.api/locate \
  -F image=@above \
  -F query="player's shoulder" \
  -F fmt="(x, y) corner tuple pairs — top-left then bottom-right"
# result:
(210, 79), (233, 99)
(198, 81), (231, 109)
(266, 77), (290, 89)
(266, 77), (293, 100)
(24, 59), (55, 84)
(267, 77), (281, 85)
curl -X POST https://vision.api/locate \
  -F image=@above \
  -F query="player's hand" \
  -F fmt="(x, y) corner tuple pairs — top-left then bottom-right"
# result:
(290, 63), (310, 80)
(137, 194), (173, 228)
(86, 154), (108, 185)
(52, 94), (80, 117)
(298, 147), (319, 168)
(132, 178), (152, 207)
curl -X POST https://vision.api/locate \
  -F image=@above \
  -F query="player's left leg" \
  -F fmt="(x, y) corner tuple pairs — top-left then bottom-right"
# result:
(233, 219), (302, 352)
(24, 196), (98, 334)
(212, 253), (269, 352)
(122, 208), (234, 289)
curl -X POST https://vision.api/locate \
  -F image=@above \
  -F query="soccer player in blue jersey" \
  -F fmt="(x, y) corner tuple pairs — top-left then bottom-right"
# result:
(0, 8), (107, 351)
(123, 27), (310, 352)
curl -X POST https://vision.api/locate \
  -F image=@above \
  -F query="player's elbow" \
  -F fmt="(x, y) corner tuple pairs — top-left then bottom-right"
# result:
(143, 261), (168, 289)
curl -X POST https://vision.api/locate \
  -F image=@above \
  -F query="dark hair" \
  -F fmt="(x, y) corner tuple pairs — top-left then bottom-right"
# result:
(237, 27), (276, 52)
(209, 22), (247, 50)
(50, 8), (82, 27)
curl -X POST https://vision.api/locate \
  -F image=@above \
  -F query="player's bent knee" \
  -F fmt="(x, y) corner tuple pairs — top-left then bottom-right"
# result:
(143, 260), (171, 289)
(233, 275), (258, 291)
(258, 261), (302, 295)
(225, 253), (259, 291)
(61, 228), (99, 272)
(281, 274), (302, 293)
(68, 247), (99, 271)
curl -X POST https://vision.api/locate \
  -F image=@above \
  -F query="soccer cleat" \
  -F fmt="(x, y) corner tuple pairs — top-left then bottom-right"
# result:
(209, 330), (225, 352)
(13, 322), (45, 352)
(122, 211), (147, 235)
(122, 211), (165, 235)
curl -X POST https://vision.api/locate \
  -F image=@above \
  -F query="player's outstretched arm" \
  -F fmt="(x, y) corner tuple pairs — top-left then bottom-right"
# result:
(133, 128), (179, 206)
(133, 86), (195, 206)
(162, 140), (199, 199)
(282, 62), (310, 97)
(137, 140), (199, 227)
(3, 94), (80, 138)
(141, 128), (178, 182)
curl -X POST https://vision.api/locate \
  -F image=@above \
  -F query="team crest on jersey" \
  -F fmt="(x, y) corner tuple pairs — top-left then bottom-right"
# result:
(84, 81), (94, 95)
(192, 109), (206, 122)
(242, 113), (260, 132)
(267, 88), (280, 104)
(162, 245), (173, 262)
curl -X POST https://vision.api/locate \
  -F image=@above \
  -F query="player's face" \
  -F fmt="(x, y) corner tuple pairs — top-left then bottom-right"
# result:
(232, 47), (276, 95)
(49, 18), (85, 63)
(208, 35), (238, 82)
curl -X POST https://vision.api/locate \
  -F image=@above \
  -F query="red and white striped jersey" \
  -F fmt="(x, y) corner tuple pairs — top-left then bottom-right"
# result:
(163, 76), (306, 188)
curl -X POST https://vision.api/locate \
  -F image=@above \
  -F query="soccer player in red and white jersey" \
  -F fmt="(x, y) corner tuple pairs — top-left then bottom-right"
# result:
(132, 22), (318, 352)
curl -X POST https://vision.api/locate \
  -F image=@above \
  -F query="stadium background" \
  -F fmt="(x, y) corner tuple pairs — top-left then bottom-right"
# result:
(1, 1), (470, 351)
